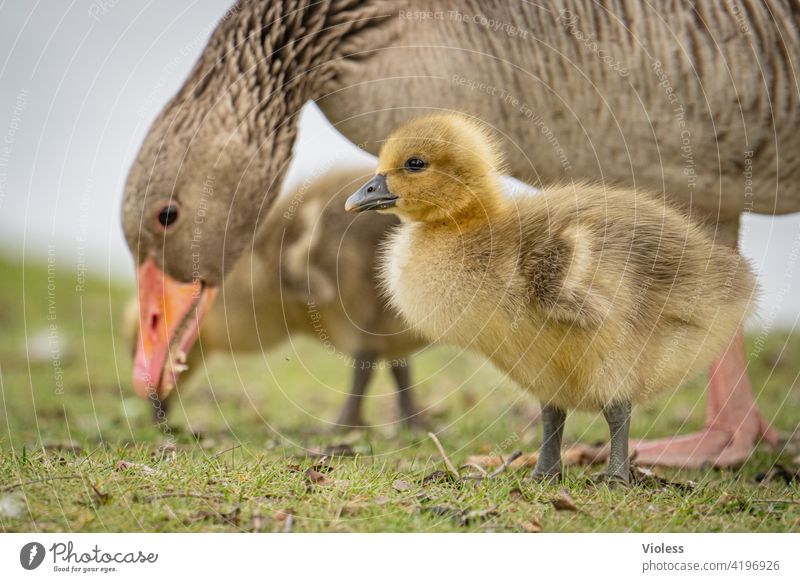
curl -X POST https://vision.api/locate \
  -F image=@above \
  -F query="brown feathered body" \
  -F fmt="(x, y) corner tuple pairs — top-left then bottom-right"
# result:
(374, 115), (757, 412)
(123, 0), (800, 288)
(323, 0), (800, 227)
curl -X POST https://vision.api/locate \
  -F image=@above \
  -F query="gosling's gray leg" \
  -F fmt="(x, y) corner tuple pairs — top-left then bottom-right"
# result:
(602, 400), (632, 487)
(334, 351), (377, 429)
(532, 404), (566, 481)
(390, 358), (422, 429)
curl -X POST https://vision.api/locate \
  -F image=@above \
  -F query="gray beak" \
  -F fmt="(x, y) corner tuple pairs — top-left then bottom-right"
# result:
(345, 174), (397, 213)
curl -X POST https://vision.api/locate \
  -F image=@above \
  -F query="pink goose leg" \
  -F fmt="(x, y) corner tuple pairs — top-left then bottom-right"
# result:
(633, 329), (779, 469)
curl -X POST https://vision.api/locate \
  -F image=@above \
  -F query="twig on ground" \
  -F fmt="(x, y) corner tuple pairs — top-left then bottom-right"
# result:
(185, 505), (241, 526)
(213, 444), (242, 459)
(145, 492), (224, 502)
(427, 432), (460, 480)
(489, 451), (523, 478)
(459, 463), (489, 477)
(74, 447), (102, 467)
(89, 482), (110, 505)
(1, 475), (83, 493)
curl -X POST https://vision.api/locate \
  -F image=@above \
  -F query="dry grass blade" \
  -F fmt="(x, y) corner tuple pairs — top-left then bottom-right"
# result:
(427, 432), (460, 480)
(466, 452), (537, 469)
(186, 505), (240, 526)
(308, 443), (355, 458)
(212, 444), (242, 458)
(459, 463), (489, 478)
(89, 482), (111, 506)
(115, 460), (157, 475)
(421, 470), (452, 485)
(0, 475), (83, 493)
(144, 491), (224, 502)
(489, 451), (523, 478)
(466, 444), (606, 471)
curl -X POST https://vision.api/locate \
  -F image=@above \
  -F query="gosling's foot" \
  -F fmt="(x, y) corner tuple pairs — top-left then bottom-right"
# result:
(332, 411), (369, 433)
(529, 470), (562, 486)
(592, 471), (631, 490)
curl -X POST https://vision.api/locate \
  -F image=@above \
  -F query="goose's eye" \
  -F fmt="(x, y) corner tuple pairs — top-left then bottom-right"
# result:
(404, 157), (426, 172)
(157, 204), (179, 228)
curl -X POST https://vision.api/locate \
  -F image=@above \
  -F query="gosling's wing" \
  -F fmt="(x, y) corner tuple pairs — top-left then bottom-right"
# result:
(516, 225), (612, 328)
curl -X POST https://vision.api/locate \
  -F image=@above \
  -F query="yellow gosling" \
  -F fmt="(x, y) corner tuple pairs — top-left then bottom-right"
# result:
(346, 113), (757, 485)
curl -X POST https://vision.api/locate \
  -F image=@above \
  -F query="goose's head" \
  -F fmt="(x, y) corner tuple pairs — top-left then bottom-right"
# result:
(121, 110), (268, 401)
(346, 113), (504, 224)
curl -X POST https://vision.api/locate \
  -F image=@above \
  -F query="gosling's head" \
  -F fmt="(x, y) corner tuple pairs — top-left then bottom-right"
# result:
(346, 113), (504, 223)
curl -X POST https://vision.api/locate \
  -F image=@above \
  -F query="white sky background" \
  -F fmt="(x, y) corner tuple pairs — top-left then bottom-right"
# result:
(0, 1), (798, 330)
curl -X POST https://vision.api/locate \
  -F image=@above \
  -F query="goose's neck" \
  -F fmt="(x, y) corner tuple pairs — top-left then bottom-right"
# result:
(168, 0), (397, 195)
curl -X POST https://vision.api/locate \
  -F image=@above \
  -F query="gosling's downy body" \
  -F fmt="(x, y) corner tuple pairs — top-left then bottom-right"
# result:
(128, 167), (424, 429)
(347, 114), (757, 483)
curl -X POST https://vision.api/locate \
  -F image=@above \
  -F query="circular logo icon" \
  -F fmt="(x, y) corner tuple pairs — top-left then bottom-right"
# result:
(20, 542), (46, 570)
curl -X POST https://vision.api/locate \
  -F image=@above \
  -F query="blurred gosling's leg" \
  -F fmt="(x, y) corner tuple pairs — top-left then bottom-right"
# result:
(532, 404), (566, 481)
(334, 351), (377, 429)
(603, 400), (632, 487)
(390, 358), (423, 429)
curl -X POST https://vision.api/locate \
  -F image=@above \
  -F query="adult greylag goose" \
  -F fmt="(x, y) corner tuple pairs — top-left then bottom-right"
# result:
(123, 0), (798, 467)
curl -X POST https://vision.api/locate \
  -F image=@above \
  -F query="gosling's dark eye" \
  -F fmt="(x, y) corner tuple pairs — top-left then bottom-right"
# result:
(157, 204), (179, 228)
(404, 157), (426, 172)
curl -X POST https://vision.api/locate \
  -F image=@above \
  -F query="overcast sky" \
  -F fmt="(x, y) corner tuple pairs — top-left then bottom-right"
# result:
(1, 0), (799, 329)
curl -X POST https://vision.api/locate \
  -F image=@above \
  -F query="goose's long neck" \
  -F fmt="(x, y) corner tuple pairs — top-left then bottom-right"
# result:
(163, 0), (397, 197)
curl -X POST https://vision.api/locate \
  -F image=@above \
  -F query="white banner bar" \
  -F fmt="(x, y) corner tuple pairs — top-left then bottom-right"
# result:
(1, 533), (798, 581)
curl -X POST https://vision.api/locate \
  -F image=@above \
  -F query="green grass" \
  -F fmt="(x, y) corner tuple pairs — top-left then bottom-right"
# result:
(0, 254), (798, 532)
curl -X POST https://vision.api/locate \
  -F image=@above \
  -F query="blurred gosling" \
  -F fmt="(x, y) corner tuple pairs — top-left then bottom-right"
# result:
(126, 167), (425, 430)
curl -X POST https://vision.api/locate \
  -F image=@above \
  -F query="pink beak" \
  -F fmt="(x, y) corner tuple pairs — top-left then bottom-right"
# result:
(132, 259), (218, 400)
